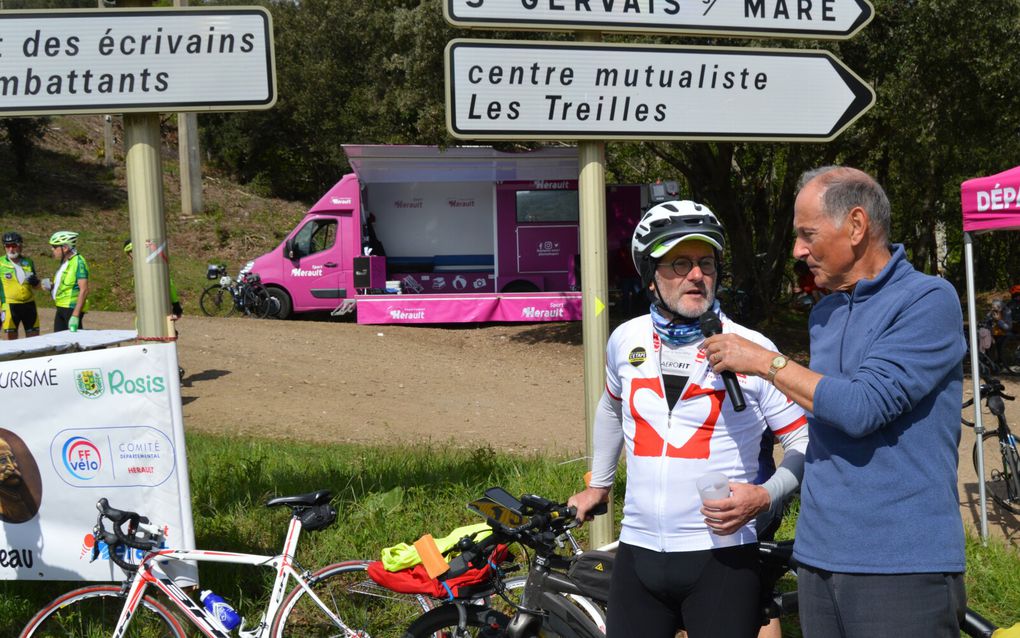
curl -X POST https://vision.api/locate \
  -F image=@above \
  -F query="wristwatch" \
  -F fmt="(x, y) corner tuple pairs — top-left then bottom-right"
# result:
(767, 355), (789, 383)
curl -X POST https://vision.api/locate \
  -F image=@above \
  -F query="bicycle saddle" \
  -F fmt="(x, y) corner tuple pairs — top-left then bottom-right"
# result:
(266, 490), (333, 508)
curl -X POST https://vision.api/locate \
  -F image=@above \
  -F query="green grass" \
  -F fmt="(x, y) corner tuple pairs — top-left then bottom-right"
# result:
(3, 432), (1018, 637)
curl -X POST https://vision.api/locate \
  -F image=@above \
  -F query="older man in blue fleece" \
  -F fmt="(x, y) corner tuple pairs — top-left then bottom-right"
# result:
(702, 166), (967, 638)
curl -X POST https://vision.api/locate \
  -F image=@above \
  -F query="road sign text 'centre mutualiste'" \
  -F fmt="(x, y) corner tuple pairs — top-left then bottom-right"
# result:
(445, 40), (875, 142)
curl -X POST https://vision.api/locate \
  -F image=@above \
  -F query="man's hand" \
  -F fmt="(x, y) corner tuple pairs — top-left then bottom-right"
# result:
(567, 486), (611, 523)
(700, 483), (770, 536)
(27, 274), (40, 287)
(702, 333), (772, 378)
(68, 316), (79, 332)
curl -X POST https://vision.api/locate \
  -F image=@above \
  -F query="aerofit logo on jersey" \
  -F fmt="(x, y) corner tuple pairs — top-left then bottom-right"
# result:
(628, 347), (647, 366)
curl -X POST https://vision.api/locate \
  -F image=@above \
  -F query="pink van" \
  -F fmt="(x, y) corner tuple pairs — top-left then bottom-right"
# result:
(244, 145), (644, 324)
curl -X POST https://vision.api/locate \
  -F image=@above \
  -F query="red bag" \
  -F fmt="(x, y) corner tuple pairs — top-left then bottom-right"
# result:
(366, 544), (510, 599)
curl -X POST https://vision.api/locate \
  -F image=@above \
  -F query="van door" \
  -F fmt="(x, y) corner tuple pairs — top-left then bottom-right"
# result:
(283, 215), (346, 311)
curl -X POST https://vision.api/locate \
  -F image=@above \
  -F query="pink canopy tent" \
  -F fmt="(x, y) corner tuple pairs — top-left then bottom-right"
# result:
(960, 164), (1020, 541)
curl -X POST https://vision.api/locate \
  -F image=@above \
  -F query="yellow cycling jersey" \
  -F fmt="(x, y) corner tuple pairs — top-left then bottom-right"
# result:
(0, 255), (37, 304)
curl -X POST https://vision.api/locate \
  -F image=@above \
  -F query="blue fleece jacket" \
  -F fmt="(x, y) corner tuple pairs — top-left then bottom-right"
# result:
(794, 244), (966, 574)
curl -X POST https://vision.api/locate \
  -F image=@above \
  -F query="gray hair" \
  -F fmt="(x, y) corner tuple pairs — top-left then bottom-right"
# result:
(797, 166), (891, 242)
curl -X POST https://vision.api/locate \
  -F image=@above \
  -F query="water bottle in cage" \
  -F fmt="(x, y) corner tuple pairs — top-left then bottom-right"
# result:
(200, 590), (242, 632)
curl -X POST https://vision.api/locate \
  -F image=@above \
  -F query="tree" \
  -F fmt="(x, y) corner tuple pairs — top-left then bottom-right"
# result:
(0, 118), (50, 179)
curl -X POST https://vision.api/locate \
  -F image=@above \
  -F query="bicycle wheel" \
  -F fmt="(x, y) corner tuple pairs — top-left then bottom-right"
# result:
(401, 604), (510, 638)
(271, 560), (436, 638)
(500, 576), (606, 633)
(244, 283), (273, 319)
(199, 284), (236, 318)
(974, 430), (1020, 514)
(19, 584), (185, 638)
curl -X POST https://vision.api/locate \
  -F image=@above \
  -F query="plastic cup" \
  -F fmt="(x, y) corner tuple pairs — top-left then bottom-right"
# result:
(696, 472), (731, 503)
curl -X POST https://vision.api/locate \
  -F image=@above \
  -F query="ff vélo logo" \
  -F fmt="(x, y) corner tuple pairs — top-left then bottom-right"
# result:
(62, 436), (102, 480)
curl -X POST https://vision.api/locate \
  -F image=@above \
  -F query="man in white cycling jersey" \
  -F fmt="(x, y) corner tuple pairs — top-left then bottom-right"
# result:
(569, 201), (808, 638)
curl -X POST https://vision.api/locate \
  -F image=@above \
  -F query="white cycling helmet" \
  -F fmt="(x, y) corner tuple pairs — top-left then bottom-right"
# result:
(48, 230), (79, 248)
(631, 200), (726, 289)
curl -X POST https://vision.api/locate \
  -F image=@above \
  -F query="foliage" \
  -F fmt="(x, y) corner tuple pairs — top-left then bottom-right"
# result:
(0, 118), (50, 179)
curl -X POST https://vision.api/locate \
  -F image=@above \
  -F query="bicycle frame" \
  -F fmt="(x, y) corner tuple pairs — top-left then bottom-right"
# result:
(111, 515), (351, 638)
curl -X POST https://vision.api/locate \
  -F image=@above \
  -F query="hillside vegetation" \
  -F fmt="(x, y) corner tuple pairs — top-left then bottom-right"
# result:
(0, 114), (309, 315)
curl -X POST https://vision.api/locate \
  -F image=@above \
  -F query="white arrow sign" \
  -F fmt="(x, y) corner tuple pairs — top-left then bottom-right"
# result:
(444, 0), (873, 39)
(445, 40), (875, 142)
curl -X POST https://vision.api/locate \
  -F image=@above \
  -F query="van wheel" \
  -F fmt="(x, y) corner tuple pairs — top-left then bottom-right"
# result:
(501, 280), (540, 293)
(266, 286), (292, 319)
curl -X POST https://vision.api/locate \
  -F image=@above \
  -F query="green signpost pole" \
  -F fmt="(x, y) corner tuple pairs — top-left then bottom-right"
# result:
(576, 30), (614, 550)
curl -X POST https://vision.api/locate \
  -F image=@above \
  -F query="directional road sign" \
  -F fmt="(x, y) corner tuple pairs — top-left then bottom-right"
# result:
(444, 0), (874, 39)
(445, 40), (875, 142)
(0, 8), (275, 117)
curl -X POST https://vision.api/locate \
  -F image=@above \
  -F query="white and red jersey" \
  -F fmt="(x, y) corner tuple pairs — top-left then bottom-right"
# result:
(590, 314), (807, 553)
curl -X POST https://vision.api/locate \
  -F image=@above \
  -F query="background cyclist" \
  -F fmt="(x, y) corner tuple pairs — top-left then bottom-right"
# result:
(47, 231), (90, 333)
(569, 200), (808, 638)
(1, 231), (41, 339)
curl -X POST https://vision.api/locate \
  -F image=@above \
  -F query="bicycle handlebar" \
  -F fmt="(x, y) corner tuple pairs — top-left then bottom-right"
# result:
(441, 492), (607, 581)
(92, 499), (163, 573)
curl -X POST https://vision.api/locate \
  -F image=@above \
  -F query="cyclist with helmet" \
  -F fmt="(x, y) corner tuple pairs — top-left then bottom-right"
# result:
(568, 201), (808, 638)
(1, 231), (41, 339)
(123, 239), (184, 320)
(48, 231), (90, 333)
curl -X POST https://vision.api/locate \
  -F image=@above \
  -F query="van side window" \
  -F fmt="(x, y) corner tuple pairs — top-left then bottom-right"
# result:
(292, 219), (338, 258)
(515, 189), (579, 223)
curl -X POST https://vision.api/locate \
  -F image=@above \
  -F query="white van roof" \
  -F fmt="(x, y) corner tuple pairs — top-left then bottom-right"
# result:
(342, 144), (579, 184)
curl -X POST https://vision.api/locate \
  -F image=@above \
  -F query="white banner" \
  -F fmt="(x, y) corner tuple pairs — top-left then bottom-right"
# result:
(0, 343), (196, 582)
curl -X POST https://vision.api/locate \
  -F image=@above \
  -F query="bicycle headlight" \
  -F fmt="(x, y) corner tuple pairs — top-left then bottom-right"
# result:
(220, 275), (232, 287)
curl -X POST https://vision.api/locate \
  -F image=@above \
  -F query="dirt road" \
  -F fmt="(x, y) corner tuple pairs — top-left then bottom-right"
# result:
(48, 309), (1020, 544)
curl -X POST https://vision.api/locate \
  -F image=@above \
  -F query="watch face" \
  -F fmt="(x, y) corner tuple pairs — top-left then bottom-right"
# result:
(772, 356), (787, 368)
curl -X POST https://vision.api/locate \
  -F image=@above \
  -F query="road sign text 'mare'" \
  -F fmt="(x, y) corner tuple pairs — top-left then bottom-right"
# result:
(445, 0), (874, 38)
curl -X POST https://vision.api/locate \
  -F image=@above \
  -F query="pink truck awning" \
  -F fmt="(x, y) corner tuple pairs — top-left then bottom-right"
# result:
(961, 165), (1020, 233)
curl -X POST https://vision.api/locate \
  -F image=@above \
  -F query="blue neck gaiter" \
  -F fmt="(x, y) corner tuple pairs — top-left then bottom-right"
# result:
(650, 300), (721, 347)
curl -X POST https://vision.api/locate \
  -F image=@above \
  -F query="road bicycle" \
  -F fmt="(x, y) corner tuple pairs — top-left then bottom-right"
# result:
(19, 490), (434, 638)
(401, 488), (1011, 638)
(963, 377), (1020, 515)
(200, 265), (276, 319)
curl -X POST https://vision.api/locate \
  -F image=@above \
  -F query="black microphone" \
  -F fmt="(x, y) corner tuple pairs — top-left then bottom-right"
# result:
(699, 310), (747, 412)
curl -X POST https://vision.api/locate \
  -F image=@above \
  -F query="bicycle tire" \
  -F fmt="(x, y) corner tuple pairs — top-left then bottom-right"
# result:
(19, 584), (186, 638)
(271, 560), (435, 638)
(401, 604), (510, 638)
(500, 576), (607, 634)
(199, 284), (237, 318)
(243, 283), (272, 319)
(974, 430), (1020, 515)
